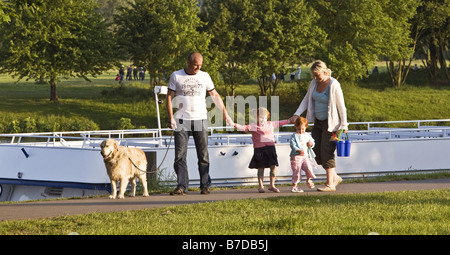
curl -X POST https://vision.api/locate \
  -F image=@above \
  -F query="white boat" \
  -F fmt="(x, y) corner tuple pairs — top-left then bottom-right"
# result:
(0, 86), (449, 202)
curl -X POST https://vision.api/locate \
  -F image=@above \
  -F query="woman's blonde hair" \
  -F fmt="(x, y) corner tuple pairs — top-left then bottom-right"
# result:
(257, 107), (270, 119)
(310, 60), (332, 76)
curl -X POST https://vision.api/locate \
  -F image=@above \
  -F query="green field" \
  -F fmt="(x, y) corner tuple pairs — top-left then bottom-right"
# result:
(0, 69), (449, 134)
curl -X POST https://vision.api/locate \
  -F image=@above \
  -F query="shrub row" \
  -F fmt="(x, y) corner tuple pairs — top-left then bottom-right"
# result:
(0, 116), (146, 134)
(0, 116), (99, 134)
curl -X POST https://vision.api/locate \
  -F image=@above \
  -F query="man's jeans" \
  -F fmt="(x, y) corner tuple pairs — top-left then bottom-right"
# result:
(173, 119), (211, 191)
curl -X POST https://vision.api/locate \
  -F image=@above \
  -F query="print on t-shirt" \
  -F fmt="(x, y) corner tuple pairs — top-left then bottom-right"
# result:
(182, 77), (202, 96)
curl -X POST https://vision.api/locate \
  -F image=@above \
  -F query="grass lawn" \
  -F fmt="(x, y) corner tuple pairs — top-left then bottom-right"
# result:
(1, 71), (449, 133)
(0, 189), (448, 235)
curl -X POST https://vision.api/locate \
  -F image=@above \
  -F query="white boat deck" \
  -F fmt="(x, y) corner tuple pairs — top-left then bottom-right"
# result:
(0, 119), (449, 202)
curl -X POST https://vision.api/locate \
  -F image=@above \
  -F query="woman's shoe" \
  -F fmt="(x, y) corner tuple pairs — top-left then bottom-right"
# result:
(258, 188), (265, 193)
(268, 187), (280, 193)
(317, 184), (336, 192)
(334, 176), (343, 187)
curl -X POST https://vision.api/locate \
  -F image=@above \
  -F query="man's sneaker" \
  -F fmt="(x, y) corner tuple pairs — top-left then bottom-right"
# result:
(170, 187), (186, 195)
(201, 187), (210, 195)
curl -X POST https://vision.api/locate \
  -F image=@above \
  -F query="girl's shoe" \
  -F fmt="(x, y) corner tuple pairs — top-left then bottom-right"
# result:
(268, 187), (280, 193)
(317, 184), (336, 192)
(291, 186), (303, 193)
(307, 180), (315, 189)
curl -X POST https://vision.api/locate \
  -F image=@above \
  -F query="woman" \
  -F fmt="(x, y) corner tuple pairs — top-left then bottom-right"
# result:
(289, 60), (348, 191)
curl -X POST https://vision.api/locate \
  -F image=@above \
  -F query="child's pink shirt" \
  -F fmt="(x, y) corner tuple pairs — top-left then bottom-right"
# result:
(235, 120), (289, 148)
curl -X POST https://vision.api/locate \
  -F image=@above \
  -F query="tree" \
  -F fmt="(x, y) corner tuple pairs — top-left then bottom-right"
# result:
(374, 0), (419, 88)
(200, 0), (260, 96)
(413, 0), (450, 82)
(202, 0), (324, 96)
(114, 0), (211, 86)
(309, 0), (418, 84)
(0, 0), (117, 101)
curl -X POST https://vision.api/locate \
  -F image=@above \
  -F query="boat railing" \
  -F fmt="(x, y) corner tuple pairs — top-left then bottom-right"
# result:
(0, 119), (449, 149)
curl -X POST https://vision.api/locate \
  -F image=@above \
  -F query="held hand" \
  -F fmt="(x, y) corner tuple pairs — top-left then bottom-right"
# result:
(297, 150), (304, 156)
(289, 115), (299, 124)
(307, 142), (313, 147)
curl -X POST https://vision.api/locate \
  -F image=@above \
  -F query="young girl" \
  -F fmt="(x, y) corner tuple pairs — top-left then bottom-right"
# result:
(233, 107), (290, 193)
(290, 117), (316, 192)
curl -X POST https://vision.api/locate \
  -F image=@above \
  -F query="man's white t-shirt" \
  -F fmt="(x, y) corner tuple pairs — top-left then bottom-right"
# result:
(168, 69), (215, 120)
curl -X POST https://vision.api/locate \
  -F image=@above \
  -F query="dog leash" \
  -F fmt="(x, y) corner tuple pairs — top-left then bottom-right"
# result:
(130, 131), (174, 174)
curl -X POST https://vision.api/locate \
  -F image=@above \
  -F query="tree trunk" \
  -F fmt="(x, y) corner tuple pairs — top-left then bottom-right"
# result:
(429, 36), (438, 81)
(438, 39), (450, 81)
(50, 78), (58, 101)
(386, 61), (395, 87)
(257, 77), (270, 96)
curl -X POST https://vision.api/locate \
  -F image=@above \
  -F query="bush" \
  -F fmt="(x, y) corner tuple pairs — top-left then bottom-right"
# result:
(6, 120), (21, 133)
(0, 116), (99, 133)
(20, 117), (36, 133)
(116, 117), (135, 130)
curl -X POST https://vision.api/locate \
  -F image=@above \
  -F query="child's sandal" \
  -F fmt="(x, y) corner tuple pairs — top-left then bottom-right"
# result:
(291, 187), (303, 193)
(307, 180), (315, 189)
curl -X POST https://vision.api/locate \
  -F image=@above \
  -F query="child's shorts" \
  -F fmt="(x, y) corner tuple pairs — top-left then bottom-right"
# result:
(249, 145), (279, 169)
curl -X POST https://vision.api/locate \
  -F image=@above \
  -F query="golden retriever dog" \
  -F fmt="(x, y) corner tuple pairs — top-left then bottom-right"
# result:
(100, 139), (149, 199)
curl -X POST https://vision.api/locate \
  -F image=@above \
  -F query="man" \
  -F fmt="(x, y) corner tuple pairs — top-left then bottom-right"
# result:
(166, 52), (231, 195)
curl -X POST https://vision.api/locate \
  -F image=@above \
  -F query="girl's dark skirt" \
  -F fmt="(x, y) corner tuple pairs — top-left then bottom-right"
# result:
(248, 145), (279, 169)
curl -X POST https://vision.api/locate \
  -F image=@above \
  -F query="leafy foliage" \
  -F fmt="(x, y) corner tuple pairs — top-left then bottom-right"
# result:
(0, 0), (117, 101)
(309, 0), (419, 82)
(114, 0), (210, 85)
(202, 0), (325, 96)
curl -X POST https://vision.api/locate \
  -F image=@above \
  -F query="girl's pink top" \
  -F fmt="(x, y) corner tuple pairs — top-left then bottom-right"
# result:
(235, 120), (289, 148)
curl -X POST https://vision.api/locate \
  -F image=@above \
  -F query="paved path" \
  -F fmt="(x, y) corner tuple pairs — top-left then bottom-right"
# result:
(1, 178), (449, 221)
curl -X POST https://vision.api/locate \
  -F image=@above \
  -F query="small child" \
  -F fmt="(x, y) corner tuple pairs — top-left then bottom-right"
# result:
(233, 107), (290, 193)
(290, 117), (316, 192)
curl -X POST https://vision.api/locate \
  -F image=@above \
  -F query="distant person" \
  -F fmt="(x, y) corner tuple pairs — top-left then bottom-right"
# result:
(119, 65), (125, 82)
(297, 66), (302, 80)
(232, 107), (291, 193)
(413, 64), (419, 71)
(372, 66), (379, 75)
(166, 52), (231, 196)
(289, 60), (348, 192)
(133, 66), (138, 80)
(289, 117), (316, 192)
(126, 65), (133, 80)
(140, 67), (145, 80)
